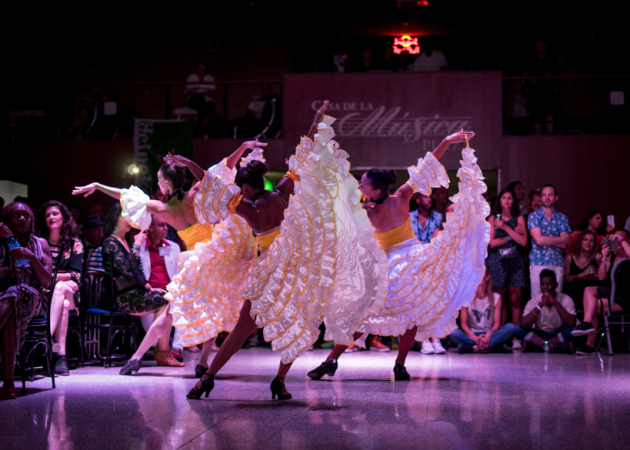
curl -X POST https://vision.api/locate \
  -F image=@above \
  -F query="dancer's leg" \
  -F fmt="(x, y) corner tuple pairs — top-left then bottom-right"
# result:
(198, 338), (216, 369)
(396, 326), (418, 366)
(130, 304), (172, 360)
(276, 361), (292, 379)
(324, 331), (363, 362)
(206, 301), (257, 375)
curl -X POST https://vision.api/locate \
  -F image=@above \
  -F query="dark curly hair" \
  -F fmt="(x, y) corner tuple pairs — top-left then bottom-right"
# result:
(365, 168), (397, 194)
(235, 160), (268, 190)
(577, 209), (606, 236)
(1, 202), (38, 250)
(35, 200), (78, 253)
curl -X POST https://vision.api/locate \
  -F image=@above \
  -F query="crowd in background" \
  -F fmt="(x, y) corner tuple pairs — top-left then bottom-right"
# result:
(0, 179), (629, 385)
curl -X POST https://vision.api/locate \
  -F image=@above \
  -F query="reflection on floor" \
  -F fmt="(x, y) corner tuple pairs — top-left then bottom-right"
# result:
(1, 348), (629, 450)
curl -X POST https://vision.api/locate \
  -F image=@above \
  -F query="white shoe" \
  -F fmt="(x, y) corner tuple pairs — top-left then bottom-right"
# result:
(512, 339), (522, 350)
(432, 340), (446, 354)
(421, 340), (435, 354)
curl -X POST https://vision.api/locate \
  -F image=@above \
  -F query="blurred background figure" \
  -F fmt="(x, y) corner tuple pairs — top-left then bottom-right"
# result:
(185, 60), (221, 138)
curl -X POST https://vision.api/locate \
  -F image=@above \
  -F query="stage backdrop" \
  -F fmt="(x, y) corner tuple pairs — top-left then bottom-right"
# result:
(282, 72), (503, 173)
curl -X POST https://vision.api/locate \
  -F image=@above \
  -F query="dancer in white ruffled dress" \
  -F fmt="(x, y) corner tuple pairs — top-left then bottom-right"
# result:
(307, 131), (491, 381)
(186, 102), (389, 400)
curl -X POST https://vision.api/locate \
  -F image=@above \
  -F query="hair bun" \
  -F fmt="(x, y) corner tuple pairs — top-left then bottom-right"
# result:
(246, 160), (268, 177)
(383, 169), (397, 185)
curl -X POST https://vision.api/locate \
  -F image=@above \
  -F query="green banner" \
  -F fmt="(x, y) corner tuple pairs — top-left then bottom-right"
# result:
(133, 118), (194, 193)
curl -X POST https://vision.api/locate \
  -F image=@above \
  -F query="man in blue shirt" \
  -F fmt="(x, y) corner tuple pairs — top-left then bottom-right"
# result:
(527, 184), (571, 296)
(410, 193), (443, 245)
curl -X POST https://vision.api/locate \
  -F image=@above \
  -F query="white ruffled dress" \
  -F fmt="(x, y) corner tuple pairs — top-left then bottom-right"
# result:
(357, 147), (491, 341)
(165, 153), (262, 347)
(194, 118), (389, 364)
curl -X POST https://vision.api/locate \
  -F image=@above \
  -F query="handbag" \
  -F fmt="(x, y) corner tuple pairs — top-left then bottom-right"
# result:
(499, 245), (518, 260)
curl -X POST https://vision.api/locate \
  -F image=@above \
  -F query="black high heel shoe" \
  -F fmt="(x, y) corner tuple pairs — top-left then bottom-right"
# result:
(119, 358), (142, 375)
(270, 376), (292, 400)
(187, 374), (214, 399)
(307, 360), (338, 380)
(195, 364), (207, 378)
(393, 363), (410, 381)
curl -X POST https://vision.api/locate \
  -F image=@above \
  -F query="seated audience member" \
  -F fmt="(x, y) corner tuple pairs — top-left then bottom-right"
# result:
(1, 202), (53, 399)
(82, 215), (104, 250)
(137, 215), (184, 362)
(35, 201), (84, 376)
(506, 181), (526, 217)
(449, 270), (515, 353)
(566, 210), (607, 254)
(101, 204), (184, 373)
(572, 229), (630, 354)
(150, 185), (184, 249)
(514, 269), (577, 353)
(410, 193), (442, 244)
(527, 184), (571, 296)
(487, 189), (528, 335)
(563, 230), (601, 310)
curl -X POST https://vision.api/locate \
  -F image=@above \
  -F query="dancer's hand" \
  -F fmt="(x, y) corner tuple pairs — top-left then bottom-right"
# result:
(444, 129), (475, 144)
(242, 139), (267, 150)
(73, 183), (98, 197)
(164, 152), (189, 167)
(314, 100), (329, 124)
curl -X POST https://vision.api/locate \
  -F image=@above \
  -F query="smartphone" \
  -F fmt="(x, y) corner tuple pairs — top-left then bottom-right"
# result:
(607, 215), (615, 228)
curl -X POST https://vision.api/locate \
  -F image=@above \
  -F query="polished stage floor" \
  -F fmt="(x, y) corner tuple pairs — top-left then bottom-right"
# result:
(1, 347), (629, 450)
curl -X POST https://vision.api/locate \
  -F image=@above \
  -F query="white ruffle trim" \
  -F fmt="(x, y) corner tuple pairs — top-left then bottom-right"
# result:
(246, 115), (389, 364)
(166, 215), (256, 346)
(120, 186), (152, 230)
(358, 146), (491, 341)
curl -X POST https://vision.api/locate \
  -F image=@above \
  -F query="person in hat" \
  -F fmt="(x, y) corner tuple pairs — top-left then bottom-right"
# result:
(82, 215), (104, 250)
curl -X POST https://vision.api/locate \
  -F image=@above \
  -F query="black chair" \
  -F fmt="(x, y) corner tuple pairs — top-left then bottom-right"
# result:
(80, 248), (138, 367)
(18, 242), (64, 393)
(600, 257), (630, 355)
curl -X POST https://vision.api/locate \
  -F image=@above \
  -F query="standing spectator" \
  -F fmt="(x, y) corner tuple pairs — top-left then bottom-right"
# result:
(524, 189), (542, 219)
(506, 181), (525, 216)
(566, 210), (606, 253)
(449, 270), (515, 353)
(563, 230), (601, 310)
(1, 202), (53, 399)
(514, 269), (577, 354)
(572, 230), (630, 354)
(185, 60), (219, 137)
(137, 215), (184, 363)
(35, 201), (84, 376)
(409, 193), (442, 244)
(411, 39), (448, 72)
(527, 184), (571, 296)
(350, 48), (375, 72)
(487, 189), (528, 329)
(431, 187), (450, 216)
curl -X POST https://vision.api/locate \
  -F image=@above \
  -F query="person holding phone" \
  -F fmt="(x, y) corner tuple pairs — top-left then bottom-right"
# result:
(487, 189), (528, 335)
(514, 269), (577, 353)
(563, 230), (602, 310)
(572, 229), (630, 354)
(527, 184), (571, 296)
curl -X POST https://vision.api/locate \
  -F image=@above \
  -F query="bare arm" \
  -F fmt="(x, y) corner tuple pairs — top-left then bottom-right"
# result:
(31, 238), (54, 287)
(458, 307), (480, 344)
(225, 140), (267, 170)
(72, 182), (124, 199)
(431, 130), (475, 161)
(530, 227), (569, 247)
(520, 300), (544, 330)
(552, 297), (577, 327)
(306, 100), (329, 140)
(563, 254), (574, 284)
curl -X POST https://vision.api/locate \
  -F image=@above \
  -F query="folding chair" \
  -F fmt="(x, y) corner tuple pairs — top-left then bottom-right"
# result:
(600, 257), (630, 355)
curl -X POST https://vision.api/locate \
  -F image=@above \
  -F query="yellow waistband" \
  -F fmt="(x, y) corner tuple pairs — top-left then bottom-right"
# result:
(373, 217), (416, 251)
(177, 223), (215, 249)
(256, 228), (281, 254)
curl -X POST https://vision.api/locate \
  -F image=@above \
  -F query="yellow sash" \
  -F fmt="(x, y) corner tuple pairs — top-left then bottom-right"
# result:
(373, 217), (416, 252)
(256, 228), (281, 254)
(177, 223), (215, 249)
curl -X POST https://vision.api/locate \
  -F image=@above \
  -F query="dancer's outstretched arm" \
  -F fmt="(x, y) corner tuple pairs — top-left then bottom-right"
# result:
(276, 100), (329, 201)
(72, 182), (168, 216)
(164, 140), (267, 181)
(395, 129), (475, 204)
